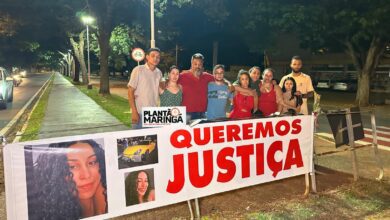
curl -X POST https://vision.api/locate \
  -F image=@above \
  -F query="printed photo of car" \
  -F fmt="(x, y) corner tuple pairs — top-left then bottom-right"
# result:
(117, 135), (158, 169)
(122, 140), (156, 162)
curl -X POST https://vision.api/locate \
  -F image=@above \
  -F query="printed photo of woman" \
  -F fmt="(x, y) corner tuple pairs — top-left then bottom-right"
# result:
(125, 169), (155, 206)
(25, 139), (107, 219)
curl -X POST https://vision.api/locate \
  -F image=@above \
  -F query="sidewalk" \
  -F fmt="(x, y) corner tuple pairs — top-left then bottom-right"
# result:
(38, 73), (128, 139)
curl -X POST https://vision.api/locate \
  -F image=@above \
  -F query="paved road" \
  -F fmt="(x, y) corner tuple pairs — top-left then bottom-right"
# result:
(0, 73), (51, 130)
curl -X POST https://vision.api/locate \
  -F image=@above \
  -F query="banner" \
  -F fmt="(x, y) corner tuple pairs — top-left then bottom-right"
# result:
(4, 116), (314, 220)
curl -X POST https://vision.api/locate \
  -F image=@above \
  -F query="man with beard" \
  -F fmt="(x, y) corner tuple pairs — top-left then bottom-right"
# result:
(279, 56), (314, 115)
(206, 64), (233, 120)
(179, 53), (215, 120)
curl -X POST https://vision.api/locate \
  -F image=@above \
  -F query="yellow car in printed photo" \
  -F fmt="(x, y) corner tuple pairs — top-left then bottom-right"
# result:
(122, 140), (156, 162)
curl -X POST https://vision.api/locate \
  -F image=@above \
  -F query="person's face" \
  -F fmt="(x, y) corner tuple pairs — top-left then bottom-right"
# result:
(169, 68), (180, 83)
(250, 68), (261, 82)
(191, 58), (204, 74)
(146, 51), (161, 67)
(284, 79), (294, 91)
(67, 142), (101, 200)
(239, 74), (250, 88)
(136, 171), (149, 196)
(214, 67), (224, 81)
(290, 59), (302, 73)
(262, 70), (273, 83)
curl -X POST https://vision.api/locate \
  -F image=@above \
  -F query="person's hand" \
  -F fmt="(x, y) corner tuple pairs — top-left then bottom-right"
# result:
(294, 91), (302, 96)
(251, 90), (257, 96)
(132, 113), (139, 124)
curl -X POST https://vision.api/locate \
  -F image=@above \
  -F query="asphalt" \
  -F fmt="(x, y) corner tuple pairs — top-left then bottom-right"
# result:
(38, 73), (128, 139)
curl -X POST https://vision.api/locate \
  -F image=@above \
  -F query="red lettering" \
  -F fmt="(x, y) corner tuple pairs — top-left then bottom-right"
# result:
(166, 154), (185, 193)
(217, 147), (236, 183)
(275, 120), (290, 136)
(291, 119), (302, 134)
(194, 127), (211, 146)
(284, 139), (304, 170)
(170, 129), (192, 148)
(256, 143), (265, 175)
(255, 121), (274, 138)
(213, 125), (225, 144)
(226, 124), (241, 142)
(267, 141), (283, 177)
(242, 123), (253, 140)
(236, 144), (254, 178)
(188, 150), (213, 188)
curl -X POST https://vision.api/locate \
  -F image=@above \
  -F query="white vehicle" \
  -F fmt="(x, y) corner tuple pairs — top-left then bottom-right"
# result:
(0, 67), (14, 109)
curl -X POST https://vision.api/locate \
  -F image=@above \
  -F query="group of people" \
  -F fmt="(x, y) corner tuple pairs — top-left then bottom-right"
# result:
(128, 48), (314, 129)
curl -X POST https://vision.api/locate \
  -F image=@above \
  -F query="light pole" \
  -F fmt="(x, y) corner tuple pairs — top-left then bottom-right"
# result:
(81, 15), (94, 89)
(150, 0), (155, 48)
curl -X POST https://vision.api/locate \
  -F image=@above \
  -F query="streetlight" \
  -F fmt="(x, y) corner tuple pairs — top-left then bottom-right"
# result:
(81, 15), (94, 89)
(150, 0), (155, 48)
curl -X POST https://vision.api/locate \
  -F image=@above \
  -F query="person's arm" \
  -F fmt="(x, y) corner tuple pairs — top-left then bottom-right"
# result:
(303, 75), (315, 98)
(274, 85), (284, 112)
(234, 85), (256, 96)
(128, 86), (139, 125)
(253, 93), (258, 112)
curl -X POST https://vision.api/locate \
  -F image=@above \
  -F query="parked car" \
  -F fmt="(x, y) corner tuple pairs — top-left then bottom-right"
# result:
(316, 80), (333, 89)
(122, 140), (156, 162)
(19, 70), (28, 78)
(0, 67), (14, 109)
(332, 80), (357, 92)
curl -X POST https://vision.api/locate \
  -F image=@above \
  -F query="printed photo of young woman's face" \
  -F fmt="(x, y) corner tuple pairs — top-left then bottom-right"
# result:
(136, 171), (149, 197)
(67, 142), (101, 200)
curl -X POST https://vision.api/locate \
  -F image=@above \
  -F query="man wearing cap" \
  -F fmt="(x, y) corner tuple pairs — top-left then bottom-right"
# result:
(128, 48), (162, 129)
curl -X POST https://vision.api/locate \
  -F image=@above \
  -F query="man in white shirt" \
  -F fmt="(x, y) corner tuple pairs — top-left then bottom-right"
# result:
(279, 56), (314, 115)
(128, 48), (162, 129)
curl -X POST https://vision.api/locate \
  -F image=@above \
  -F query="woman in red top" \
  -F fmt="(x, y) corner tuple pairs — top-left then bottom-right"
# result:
(258, 68), (283, 116)
(230, 70), (255, 119)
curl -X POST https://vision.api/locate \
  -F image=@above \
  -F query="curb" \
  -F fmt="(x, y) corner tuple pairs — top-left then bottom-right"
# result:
(0, 73), (54, 144)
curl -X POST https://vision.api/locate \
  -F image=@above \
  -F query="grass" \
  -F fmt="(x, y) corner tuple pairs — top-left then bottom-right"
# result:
(20, 75), (54, 141)
(200, 179), (390, 220)
(64, 77), (131, 127)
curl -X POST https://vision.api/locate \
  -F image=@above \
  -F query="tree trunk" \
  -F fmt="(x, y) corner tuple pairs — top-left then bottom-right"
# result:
(98, 27), (111, 95)
(74, 56), (80, 82)
(345, 37), (386, 106)
(70, 31), (88, 84)
(356, 71), (370, 106)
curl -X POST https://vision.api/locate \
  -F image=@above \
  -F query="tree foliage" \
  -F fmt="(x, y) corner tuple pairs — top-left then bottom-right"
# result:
(244, 0), (390, 106)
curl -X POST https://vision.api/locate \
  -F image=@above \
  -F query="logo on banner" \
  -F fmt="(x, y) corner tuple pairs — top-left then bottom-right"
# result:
(142, 107), (186, 127)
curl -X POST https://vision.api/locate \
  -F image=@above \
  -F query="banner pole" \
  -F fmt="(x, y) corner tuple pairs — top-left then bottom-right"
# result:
(187, 200), (194, 220)
(345, 108), (359, 181)
(370, 109), (384, 180)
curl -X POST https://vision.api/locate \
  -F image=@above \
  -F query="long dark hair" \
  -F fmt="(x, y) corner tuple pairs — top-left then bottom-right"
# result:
(282, 77), (302, 107)
(237, 69), (251, 87)
(125, 170), (153, 206)
(26, 139), (107, 219)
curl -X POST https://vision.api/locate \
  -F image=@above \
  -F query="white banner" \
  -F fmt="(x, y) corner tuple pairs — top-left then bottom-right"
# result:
(4, 116), (314, 220)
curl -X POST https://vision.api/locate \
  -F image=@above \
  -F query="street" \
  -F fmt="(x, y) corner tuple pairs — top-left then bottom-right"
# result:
(0, 73), (51, 130)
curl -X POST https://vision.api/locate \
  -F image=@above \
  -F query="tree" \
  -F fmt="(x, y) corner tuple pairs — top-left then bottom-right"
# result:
(244, 0), (390, 106)
(69, 31), (88, 83)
